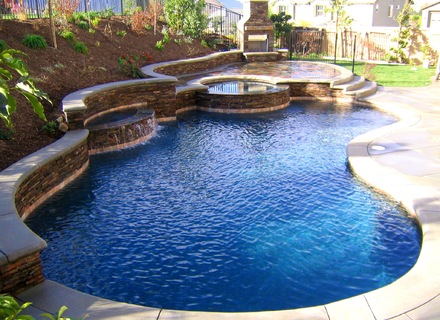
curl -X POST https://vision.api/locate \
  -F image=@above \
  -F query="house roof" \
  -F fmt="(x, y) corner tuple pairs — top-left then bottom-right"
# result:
(271, 0), (377, 5)
(421, 1), (440, 10)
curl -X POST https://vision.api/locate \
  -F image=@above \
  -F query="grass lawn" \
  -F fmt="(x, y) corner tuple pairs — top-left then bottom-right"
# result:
(335, 61), (436, 87)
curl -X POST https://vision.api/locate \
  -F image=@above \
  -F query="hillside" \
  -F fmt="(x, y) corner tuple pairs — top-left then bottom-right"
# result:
(0, 17), (215, 171)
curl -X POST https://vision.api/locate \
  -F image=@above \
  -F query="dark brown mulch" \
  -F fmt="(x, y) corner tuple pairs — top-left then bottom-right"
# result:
(0, 18), (215, 171)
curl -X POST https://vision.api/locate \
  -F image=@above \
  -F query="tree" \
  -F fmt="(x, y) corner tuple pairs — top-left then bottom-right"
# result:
(270, 12), (293, 46)
(388, 0), (415, 63)
(164, 0), (208, 38)
(0, 49), (51, 129)
(328, 0), (353, 61)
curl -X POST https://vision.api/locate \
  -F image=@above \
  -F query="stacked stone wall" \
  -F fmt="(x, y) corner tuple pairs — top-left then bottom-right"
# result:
(0, 252), (44, 295)
(15, 141), (89, 219)
(84, 82), (176, 121)
(154, 52), (243, 76)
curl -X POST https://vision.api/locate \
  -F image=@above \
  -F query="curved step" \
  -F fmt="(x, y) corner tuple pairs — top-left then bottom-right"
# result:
(334, 75), (366, 92)
(345, 80), (378, 100)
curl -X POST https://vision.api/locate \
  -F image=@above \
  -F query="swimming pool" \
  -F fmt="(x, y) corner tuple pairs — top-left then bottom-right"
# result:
(26, 100), (421, 312)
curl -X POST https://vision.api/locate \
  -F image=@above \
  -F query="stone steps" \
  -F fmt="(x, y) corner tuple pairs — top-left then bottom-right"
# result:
(334, 75), (378, 100)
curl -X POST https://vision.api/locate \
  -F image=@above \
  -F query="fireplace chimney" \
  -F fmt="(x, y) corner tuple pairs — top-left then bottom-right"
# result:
(237, 0), (274, 52)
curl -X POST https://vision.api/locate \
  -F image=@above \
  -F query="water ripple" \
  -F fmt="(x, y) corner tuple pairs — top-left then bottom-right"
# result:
(26, 101), (421, 312)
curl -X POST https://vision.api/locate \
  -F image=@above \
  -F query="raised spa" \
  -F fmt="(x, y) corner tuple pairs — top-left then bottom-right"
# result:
(197, 80), (290, 112)
(84, 108), (156, 154)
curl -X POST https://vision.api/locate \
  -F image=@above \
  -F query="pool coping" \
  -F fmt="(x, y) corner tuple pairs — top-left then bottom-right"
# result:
(2, 60), (439, 319)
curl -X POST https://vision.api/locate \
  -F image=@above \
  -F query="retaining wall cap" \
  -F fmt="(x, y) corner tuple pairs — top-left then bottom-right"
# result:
(0, 130), (88, 266)
(142, 50), (244, 78)
(0, 212), (46, 264)
(63, 78), (177, 113)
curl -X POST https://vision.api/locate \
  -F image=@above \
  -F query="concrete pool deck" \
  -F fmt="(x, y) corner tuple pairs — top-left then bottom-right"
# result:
(12, 79), (440, 319)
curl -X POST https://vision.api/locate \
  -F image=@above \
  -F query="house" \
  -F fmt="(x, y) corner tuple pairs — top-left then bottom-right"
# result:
(421, 1), (440, 29)
(268, 0), (407, 30)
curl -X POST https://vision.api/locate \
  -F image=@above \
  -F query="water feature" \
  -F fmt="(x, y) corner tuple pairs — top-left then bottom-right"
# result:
(207, 81), (282, 94)
(26, 100), (421, 312)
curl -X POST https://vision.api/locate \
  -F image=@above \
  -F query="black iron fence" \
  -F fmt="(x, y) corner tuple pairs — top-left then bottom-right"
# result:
(204, 3), (242, 48)
(280, 28), (393, 62)
(0, 0), (124, 17)
(1, 0), (242, 46)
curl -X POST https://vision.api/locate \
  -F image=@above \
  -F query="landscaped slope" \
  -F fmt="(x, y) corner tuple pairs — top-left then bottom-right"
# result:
(0, 18), (214, 171)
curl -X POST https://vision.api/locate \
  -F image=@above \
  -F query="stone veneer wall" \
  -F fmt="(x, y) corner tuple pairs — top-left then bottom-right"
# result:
(153, 51), (243, 76)
(197, 87), (290, 112)
(84, 82), (176, 122)
(0, 252), (44, 295)
(15, 141), (89, 219)
(286, 82), (347, 99)
(0, 130), (89, 295)
(87, 113), (156, 154)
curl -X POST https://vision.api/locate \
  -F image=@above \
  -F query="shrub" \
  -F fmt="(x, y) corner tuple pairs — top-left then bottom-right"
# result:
(155, 40), (164, 51)
(0, 49), (51, 129)
(58, 29), (75, 41)
(162, 31), (170, 44)
(164, 0), (208, 38)
(116, 30), (127, 37)
(131, 7), (151, 32)
(76, 20), (88, 30)
(22, 34), (48, 49)
(0, 40), (8, 51)
(52, 0), (81, 21)
(73, 41), (89, 54)
(90, 17), (100, 27)
(0, 294), (85, 320)
(117, 52), (152, 78)
(42, 120), (58, 136)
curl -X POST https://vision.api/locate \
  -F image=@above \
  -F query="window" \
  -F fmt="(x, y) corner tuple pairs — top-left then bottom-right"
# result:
(315, 5), (324, 16)
(279, 5), (287, 13)
(388, 5), (393, 17)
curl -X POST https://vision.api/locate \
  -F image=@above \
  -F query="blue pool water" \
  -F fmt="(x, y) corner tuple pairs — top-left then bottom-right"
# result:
(26, 101), (421, 312)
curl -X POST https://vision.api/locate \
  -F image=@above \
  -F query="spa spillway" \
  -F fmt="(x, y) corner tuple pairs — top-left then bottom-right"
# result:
(196, 80), (290, 113)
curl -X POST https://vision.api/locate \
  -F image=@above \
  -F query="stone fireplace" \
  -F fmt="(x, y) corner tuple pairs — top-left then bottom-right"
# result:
(237, 0), (274, 52)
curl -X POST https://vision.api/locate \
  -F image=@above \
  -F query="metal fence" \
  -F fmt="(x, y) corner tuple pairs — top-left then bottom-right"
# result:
(0, 0), (124, 17)
(204, 3), (242, 48)
(1, 0), (242, 46)
(283, 28), (393, 62)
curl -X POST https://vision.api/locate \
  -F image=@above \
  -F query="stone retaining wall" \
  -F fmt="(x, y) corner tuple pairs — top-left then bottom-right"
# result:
(0, 130), (89, 295)
(196, 86), (290, 112)
(152, 51), (243, 77)
(87, 111), (157, 154)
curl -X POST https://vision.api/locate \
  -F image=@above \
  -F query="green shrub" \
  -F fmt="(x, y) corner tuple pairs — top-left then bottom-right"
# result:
(155, 40), (164, 51)
(22, 34), (48, 49)
(42, 121), (58, 135)
(73, 41), (89, 54)
(0, 49), (51, 129)
(162, 31), (170, 44)
(200, 39), (208, 47)
(76, 20), (88, 30)
(116, 30), (127, 37)
(0, 294), (85, 320)
(90, 17), (100, 27)
(0, 40), (9, 51)
(58, 29), (75, 42)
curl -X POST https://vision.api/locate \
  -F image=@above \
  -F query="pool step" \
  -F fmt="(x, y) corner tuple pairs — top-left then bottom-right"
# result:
(335, 76), (378, 100)
(346, 80), (378, 100)
(334, 75), (366, 92)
